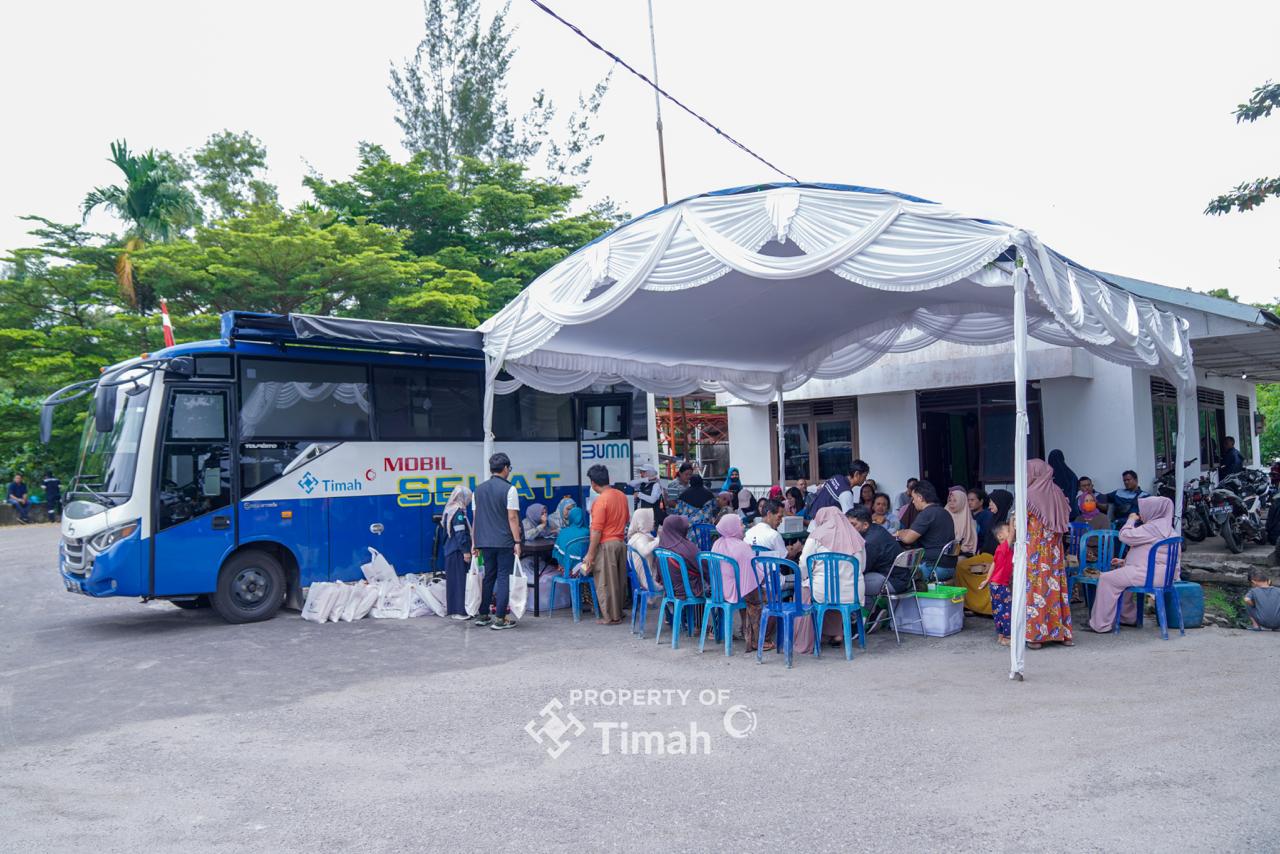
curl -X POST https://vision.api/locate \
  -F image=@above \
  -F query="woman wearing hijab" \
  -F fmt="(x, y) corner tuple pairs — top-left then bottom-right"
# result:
(799, 506), (867, 647)
(987, 489), (1014, 530)
(676, 475), (717, 525)
(1047, 450), (1079, 520)
(439, 485), (472, 619)
(656, 515), (704, 597)
(721, 467), (743, 499)
(522, 503), (551, 542)
(948, 485), (992, 615)
(1087, 496), (1179, 633)
(553, 507), (591, 574)
(628, 507), (661, 590)
(711, 514), (770, 651)
(553, 496), (578, 533)
(1025, 459), (1074, 648)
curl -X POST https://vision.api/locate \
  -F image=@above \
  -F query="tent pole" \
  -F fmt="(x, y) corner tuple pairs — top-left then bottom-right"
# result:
(775, 385), (786, 491)
(482, 297), (523, 470)
(1010, 264), (1030, 681)
(1172, 373), (1192, 533)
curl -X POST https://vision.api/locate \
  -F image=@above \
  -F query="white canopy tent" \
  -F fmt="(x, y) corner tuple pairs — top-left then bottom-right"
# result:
(478, 183), (1197, 679)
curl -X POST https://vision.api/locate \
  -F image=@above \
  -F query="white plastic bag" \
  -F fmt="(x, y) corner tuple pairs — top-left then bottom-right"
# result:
(372, 581), (412, 619)
(508, 563), (528, 620)
(327, 582), (353, 622)
(341, 582), (379, 621)
(301, 582), (339, 623)
(360, 547), (398, 584)
(464, 559), (483, 617)
(419, 578), (448, 617)
(408, 583), (435, 618)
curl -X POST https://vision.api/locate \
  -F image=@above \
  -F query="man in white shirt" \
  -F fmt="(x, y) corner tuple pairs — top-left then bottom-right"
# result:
(746, 499), (803, 561)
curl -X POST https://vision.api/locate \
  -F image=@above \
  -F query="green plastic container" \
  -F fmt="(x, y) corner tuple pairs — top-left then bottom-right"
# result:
(897, 585), (966, 637)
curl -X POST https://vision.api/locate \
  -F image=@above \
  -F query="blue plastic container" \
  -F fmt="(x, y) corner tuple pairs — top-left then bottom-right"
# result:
(1163, 581), (1204, 629)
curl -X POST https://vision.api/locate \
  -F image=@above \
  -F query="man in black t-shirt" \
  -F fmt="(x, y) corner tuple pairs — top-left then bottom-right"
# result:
(894, 480), (957, 581)
(847, 506), (907, 593)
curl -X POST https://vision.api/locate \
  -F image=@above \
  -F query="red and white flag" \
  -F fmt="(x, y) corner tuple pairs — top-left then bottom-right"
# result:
(160, 299), (175, 348)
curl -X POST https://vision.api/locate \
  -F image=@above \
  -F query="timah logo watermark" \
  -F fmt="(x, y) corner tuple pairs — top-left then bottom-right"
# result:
(524, 688), (756, 758)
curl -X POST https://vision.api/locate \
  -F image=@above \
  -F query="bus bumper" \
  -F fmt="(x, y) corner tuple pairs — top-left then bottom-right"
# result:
(59, 528), (145, 597)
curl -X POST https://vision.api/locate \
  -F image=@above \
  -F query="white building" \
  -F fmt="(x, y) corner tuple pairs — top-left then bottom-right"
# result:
(722, 274), (1280, 496)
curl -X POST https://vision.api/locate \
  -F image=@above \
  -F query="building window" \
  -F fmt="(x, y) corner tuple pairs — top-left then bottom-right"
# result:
(916, 384), (1044, 487)
(1197, 387), (1226, 472)
(1238, 395), (1254, 464)
(1151, 378), (1178, 477)
(769, 398), (858, 484)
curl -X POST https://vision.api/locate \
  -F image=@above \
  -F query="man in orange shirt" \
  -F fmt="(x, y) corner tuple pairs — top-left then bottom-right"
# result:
(582, 463), (629, 625)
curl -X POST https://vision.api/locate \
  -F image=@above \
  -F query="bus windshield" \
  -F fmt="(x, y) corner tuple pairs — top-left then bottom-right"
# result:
(73, 376), (152, 507)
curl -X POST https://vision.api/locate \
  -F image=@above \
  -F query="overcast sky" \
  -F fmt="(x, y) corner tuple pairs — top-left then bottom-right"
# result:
(2, 0), (1278, 302)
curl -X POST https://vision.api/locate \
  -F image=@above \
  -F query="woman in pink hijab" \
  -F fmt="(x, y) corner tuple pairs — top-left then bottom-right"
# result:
(1088, 496), (1179, 632)
(711, 514), (770, 651)
(799, 506), (867, 647)
(1024, 459), (1074, 648)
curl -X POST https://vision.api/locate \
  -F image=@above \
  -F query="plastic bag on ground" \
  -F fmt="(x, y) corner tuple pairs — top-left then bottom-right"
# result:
(301, 582), (339, 623)
(508, 563), (528, 620)
(341, 582), (379, 621)
(372, 581), (412, 619)
(408, 583), (435, 618)
(327, 582), (354, 622)
(419, 578), (448, 617)
(360, 547), (398, 584)
(464, 560), (483, 617)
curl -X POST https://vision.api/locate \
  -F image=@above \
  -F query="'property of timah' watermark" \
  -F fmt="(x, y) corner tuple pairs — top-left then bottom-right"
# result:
(524, 688), (756, 758)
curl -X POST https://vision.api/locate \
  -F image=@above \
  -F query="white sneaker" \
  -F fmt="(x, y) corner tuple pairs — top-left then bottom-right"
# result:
(450, 614), (470, 621)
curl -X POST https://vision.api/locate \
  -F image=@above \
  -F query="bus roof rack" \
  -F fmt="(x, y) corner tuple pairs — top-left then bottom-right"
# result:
(220, 311), (485, 359)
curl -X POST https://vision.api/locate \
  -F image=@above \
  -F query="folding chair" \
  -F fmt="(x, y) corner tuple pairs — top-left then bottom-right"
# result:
(920, 539), (959, 584)
(866, 548), (925, 644)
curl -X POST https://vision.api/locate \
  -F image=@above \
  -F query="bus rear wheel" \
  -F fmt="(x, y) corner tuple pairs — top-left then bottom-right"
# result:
(211, 550), (285, 624)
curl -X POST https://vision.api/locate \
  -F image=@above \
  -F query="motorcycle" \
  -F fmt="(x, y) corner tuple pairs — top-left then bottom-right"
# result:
(1155, 458), (1210, 542)
(1211, 468), (1271, 553)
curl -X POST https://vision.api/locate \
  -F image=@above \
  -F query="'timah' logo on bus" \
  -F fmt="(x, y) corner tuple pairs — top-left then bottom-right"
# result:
(297, 471), (363, 495)
(298, 472), (320, 494)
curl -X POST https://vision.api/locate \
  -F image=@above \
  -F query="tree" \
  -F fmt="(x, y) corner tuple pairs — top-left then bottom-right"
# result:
(133, 204), (490, 323)
(1205, 81), (1280, 216)
(81, 140), (202, 306)
(389, 0), (610, 178)
(306, 147), (618, 316)
(191, 130), (278, 218)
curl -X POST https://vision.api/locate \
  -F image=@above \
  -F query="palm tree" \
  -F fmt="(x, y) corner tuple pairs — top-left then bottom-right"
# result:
(82, 140), (201, 306)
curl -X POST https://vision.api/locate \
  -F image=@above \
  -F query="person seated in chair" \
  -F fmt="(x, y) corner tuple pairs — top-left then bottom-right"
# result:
(894, 480), (957, 582)
(1087, 496), (1178, 633)
(847, 505), (908, 611)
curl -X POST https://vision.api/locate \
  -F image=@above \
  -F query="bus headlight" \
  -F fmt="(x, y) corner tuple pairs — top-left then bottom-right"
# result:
(89, 520), (139, 553)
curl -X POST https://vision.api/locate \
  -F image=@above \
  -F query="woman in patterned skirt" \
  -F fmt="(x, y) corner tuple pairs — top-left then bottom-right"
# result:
(1023, 459), (1074, 648)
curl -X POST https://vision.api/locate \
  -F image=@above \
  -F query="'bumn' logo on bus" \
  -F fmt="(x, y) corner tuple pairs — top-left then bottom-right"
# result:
(384, 456), (449, 472)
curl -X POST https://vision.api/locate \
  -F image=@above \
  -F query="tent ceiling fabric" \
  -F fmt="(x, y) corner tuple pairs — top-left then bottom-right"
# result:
(479, 185), (1195, 403)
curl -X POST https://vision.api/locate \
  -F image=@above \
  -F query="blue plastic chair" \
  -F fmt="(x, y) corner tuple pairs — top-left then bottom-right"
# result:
(1068, 521), (1089, 559)
(1074, 529), (1126, 607)
(806, 552), (865, 661)
(691, 523), (718, 552)
(751, 556), (815, 668)
(920, 538), (958, 584)
(653, 548), (707, 649)
(698, 552), (748, 656)
(549, 536), (600, 623)
(1114, 537), (1185, 640)
(627, 545), (662, 637)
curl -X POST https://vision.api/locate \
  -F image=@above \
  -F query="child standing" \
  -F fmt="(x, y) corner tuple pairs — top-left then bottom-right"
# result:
(982, 521), (1013, 646)
(1244, 568), (1280, 631)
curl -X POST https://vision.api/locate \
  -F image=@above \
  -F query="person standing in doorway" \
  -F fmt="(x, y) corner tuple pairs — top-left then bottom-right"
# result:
(582, 463), (630, 625)
(471, 453), (521, 630)
(1220, 436), (1245, 479)
(7, 474), (30, 524)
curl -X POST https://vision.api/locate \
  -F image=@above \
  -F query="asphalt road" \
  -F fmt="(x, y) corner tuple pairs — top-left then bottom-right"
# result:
(2, 524), (1278, 853)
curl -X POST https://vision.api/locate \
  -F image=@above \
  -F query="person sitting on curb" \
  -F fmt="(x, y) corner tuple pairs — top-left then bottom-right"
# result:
(1244, 568), (1280, 631)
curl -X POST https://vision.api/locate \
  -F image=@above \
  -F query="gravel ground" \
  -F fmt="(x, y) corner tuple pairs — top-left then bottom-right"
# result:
(2, 524), (1278, 853)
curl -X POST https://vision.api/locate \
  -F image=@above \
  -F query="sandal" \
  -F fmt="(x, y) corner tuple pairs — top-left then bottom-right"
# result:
(1025, 642), (1043, 650)
(1060, 639), (1075, 647)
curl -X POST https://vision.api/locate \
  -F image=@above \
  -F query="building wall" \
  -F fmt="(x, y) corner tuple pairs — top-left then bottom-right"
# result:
(726, 404), (773, 486)
(855, 391), (919, 502)
(1040, 355), (1145, 492)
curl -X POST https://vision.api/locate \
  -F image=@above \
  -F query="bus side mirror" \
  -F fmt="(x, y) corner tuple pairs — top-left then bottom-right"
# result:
(94, 384), (118, 434)
(165, 356), (194, 378)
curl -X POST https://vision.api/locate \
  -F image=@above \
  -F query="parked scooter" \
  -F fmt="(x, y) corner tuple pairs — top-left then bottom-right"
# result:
(1155, 458), (1210, 542)
(1212, 468), (1271, 553)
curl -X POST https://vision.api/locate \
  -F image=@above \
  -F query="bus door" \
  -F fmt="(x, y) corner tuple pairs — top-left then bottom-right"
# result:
(152, 384), (236, 595)
(578, 394), (633, 494)
(327, 463), (422, 582)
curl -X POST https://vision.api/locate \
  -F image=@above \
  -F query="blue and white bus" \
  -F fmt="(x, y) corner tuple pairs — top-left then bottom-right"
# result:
(45, 312), (655, 623)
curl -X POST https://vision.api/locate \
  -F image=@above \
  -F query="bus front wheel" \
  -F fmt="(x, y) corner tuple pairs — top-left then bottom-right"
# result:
(211, 551), (285, 624)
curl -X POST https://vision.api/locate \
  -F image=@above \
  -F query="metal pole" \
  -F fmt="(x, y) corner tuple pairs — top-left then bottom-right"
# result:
(775, 386), (786, 491)
(1010, 265), (1030, 680)
(646, 0), (670, 205)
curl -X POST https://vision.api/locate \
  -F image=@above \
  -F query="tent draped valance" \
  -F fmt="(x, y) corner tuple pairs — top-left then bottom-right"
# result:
(480, 185), (1195, 398)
